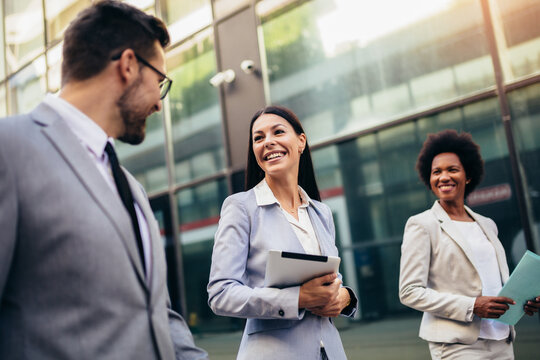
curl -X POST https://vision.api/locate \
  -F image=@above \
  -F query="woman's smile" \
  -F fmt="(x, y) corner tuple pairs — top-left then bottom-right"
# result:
(264, 151), (286, 162)
(252, 113), (305, 177)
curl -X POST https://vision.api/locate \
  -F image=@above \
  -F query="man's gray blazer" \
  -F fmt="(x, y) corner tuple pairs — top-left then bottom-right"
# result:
(0, 102), (207, 360)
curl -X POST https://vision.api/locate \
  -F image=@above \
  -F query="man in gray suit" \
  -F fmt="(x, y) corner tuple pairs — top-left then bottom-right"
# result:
(0, 1), (207, 359)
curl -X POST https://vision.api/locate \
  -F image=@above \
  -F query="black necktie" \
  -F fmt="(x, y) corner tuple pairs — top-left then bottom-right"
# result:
(105, 142), (146, 275)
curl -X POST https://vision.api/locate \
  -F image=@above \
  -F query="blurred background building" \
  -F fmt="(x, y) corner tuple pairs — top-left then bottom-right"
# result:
(2, 0), (539, 348)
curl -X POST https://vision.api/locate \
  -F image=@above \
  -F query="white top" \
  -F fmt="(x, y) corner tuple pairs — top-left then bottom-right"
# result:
(43, 94), (152, 278)
(254, 179), (321, 255)
(453, 220), (509, 340)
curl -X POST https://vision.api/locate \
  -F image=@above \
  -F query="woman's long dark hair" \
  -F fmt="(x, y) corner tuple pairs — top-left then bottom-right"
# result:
(245, 105), (321, 202)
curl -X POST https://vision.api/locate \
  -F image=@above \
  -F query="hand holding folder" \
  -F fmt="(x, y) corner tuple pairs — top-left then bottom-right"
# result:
(495, 250), (540, 325)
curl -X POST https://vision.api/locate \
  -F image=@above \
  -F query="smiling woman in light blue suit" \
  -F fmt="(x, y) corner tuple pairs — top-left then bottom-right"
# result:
(208, 106), (358, 359)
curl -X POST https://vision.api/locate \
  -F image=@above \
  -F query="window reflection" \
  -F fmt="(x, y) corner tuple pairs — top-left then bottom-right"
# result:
(213, 0), (250, 19)
(4, 0), (45, 72)
(124, 0), (155, 11)
(176, 178), (231, 332)
(0, 84), (7, 117)
(312, 145), (360, 299)
(493, 0), (540, 80)
(167, 29), (225, 186)
(509, 83), (540, 256)
(44, 0), (91, 45)
(312, 145), (342, 192)
(258, 0), (495, 143)
(159, 0), (212, 44)
(0, 5), (5, 81)
(116, 111), (169, 194)
(47, 43), (63, 93)
(9, 56), (47, 114)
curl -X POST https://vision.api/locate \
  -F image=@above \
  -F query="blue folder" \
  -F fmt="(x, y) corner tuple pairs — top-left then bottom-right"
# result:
(495, 250), (540, 325)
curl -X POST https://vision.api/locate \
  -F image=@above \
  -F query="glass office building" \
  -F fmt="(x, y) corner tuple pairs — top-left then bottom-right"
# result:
(2, 0), (540, 335)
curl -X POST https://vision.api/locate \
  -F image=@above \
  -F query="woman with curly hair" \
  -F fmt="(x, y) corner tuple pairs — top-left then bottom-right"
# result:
(399, 129), (539, 359)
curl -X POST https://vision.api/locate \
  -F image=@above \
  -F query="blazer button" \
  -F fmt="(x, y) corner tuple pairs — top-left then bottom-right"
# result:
(278, 309), (285, 317)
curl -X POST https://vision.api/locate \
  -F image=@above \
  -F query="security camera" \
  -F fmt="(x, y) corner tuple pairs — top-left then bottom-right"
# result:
(209, 69), (236, 87)
(209, 72), (225, 87)
(240, 60), (255, 75)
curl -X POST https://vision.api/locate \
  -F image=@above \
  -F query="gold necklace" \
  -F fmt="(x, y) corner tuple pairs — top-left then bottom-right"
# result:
(281, 204), (297, 214)
(281, 193), (302, 214)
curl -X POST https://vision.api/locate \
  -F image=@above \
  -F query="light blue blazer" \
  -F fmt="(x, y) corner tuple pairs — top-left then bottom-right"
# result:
(207, 186), (357, 360)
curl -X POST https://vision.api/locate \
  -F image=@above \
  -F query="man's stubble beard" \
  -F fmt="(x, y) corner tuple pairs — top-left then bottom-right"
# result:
(116, 75), (149, 145)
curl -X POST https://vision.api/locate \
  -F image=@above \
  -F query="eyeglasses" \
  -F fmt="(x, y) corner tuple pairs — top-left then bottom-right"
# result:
(111, 51), (172, 100)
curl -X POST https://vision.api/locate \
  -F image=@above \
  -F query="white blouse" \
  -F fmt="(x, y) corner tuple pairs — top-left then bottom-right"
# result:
(254, 179), (321, 255)
(453, 220), (510, 340)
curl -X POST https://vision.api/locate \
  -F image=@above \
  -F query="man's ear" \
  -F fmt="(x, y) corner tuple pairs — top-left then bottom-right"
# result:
(116, 49), (139, 84)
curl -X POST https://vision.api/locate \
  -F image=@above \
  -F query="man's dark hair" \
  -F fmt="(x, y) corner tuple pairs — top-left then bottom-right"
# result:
(61, 0), (170, 85)
(416, 129), (484, 197)
(245, 105), (321, 202)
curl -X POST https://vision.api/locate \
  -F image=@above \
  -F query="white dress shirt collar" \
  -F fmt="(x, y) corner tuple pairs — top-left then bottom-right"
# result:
(43, 93), (111, 157)
(254, 179), (321, 255)
(253, 178), (313, 208)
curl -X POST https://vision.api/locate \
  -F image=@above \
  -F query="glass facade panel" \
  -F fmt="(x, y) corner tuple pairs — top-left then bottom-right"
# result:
(124, 0), (155, 11)
(257, 0), (495, 144)
(4, 0), (45, 73)
(159, 0), (212, 44)
(311, 97), (520, 318)
(149, 194), (185, 312)
(508, 83), (540, 255)
(493, 0), (540, 81)
(0, 4), (5, 80)
(167, 29), (226, 186)
(0, 83), (7, 117)
(213, 0), (250, 19)
(44, 0), (91, 44)
(176, 178), (232, 332)
(9, 56), (47, 114)
(312, 145), (360, 305)
(116, 111), (169, 194)
(47, 43), (63, 93)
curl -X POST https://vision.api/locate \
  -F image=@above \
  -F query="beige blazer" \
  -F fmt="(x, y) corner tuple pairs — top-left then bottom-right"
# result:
(399, 201), (514, 344)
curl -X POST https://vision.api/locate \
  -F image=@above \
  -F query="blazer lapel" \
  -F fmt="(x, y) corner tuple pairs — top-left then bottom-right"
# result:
(306, 205), (333, 256)
(125, 172), (160, 291)
(431, 201), (478, 270)
(253, 184), (306, 254)
(33, 103), (148, 287)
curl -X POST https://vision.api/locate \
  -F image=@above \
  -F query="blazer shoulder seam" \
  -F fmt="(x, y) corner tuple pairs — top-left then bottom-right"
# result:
(224, 192), (253, 228)
(407, 212), (439, 236)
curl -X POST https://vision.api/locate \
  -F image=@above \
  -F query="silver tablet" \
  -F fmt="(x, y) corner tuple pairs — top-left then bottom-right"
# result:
(264, 250), (341, 288)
